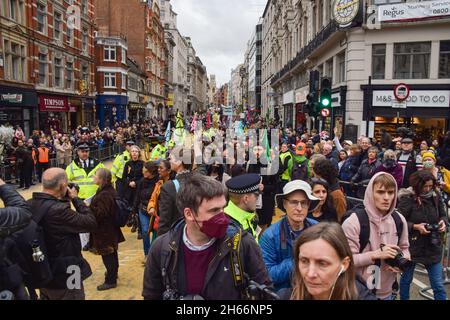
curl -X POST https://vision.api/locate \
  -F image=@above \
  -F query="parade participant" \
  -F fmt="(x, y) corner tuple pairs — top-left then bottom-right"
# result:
(259, 180), (319, 291)
(65, 143), (105, 251)
(90, 168), (125, 291)
(142, 174), (271, 300)
(156, 146), (193, 237)
(397, 171), (448, 300)
(351, 147), (381, 199)
(278, 142), (292, 192)
(308, 178), (338, 222)
(374, 150), (403, 189)
(313, 159), (347, 222)
(342, 172), (411, 300)
(286, 222), (376, 300)
(288, 142), (310, 181)
(147, 160), (172, 245)
(225, 173), (261, 238)
(132, 161), (159, 259)
(111, 140), (133, 198)
(397, 137), (418, 188)
(29, 168), (97, 300)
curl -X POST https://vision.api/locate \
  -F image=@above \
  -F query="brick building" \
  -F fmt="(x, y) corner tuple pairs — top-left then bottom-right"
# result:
(0, 0), (96, 134)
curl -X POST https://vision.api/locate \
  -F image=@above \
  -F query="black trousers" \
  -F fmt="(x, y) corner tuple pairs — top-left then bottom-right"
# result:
(37, 162), (50, 182)
(19, 164), (33, 188)
(101, 251), (119, 284)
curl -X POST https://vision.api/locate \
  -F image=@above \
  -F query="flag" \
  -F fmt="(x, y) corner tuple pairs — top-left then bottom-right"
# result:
(176, 111), (184, 129)
(190, 114), (198, 132)
(262, 128), (271, 161)
(164, 121), (171, 148)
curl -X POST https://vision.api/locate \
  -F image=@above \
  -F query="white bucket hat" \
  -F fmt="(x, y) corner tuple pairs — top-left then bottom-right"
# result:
(275, 180), (319, 211)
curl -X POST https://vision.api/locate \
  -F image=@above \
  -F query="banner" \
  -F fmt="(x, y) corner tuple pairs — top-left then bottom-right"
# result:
(378, 0), (450, 22)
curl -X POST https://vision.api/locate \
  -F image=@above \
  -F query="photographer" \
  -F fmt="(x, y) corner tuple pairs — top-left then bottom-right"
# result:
(342, 172), (411, 300)
(142, 174), (271, 300)
(0, 178), (32, 300)
(29, 168), (97, 300)
(397, 171), (448, 300)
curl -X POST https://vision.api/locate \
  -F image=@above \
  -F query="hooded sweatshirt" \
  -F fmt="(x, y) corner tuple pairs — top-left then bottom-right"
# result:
(342, 172), (410, 299)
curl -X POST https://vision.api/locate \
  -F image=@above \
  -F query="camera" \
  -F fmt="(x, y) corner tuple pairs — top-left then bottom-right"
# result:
(68, 183), (80, 193)
(385, 250), (413, 272)
(425, 223), (442, 247)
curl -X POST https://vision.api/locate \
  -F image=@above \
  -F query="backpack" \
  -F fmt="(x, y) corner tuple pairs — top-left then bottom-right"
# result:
(291, 157), (309, 181)
(115, 198), (133, 228)
(341, 204), (404, 253)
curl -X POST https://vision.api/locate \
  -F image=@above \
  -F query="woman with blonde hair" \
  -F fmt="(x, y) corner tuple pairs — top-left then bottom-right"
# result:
(287, 222), (375, 300)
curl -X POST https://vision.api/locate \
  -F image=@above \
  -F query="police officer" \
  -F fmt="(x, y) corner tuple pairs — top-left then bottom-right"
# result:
(150, 136), (167, 161)
(111, 140), (133, 198)
(65, 143), (105, 250)
(224, 173), (261, 239)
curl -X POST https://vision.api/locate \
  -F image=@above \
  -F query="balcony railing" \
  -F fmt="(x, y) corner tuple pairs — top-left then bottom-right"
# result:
(271, 21), (339, 86)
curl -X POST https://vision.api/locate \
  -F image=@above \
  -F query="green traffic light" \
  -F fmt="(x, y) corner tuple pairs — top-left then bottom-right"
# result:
(321, 98), (330, 107)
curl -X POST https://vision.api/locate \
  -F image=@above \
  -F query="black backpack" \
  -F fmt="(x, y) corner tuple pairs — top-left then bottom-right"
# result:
(291, 156), (309, 181)
(341, 204), (404, 253)
(115, 197), (133, 228)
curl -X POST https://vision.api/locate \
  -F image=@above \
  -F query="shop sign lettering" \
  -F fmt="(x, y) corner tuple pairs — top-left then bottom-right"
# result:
(372, 90), (450, 108)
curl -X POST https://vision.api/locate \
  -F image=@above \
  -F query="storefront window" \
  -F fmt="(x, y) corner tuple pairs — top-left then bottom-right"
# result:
(439, 40), (450, 79)
(372, 44), (386, 79)
(394, 42), (431, 79)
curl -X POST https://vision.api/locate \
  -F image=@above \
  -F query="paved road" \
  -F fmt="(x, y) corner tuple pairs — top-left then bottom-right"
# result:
(1, 180), (449, 300)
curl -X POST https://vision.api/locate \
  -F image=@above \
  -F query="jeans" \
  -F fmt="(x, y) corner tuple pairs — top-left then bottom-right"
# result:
(101, 251), (119, 285)
(139, 209), (151, 256)
(400, 262), (447, 300)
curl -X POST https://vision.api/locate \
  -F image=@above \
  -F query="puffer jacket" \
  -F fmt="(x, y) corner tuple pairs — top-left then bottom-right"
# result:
(259, 216), (317, 291)
(143, 219), (272, 300)
(397, 188), (448, 265)
(342, 172), (410, 300)
(351, 159), (381, 198)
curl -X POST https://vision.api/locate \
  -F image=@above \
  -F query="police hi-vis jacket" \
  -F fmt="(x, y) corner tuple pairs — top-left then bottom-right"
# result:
(66, 157), (105, 200)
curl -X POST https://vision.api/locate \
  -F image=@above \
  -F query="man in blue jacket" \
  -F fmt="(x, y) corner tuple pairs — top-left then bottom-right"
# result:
(259, 180), (319, 292)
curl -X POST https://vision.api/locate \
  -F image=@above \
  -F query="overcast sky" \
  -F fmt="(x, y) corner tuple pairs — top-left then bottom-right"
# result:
(171, 0), (266, 87)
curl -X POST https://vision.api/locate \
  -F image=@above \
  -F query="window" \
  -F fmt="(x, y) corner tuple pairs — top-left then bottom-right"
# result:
(146, 35), (151, 49)
(38, 53), (47, 85)
(81, 64), (89, 82)
(104, 72), (116, 88)
(337, 51), (346, 83)
(54, 11), (62, 40)
(4, 40), (26, 81)
(439, 41), (450, 79)
(81, 0), (87, 15)
(82, 28), (88, 53)
(121, 47), (126, 64)
(54, 57), (63, 87)
(66, 61), (73, 89)
(394, 42), (431, 79)
(37, 2), (46, 33)
(7, 0), (24, 23)
(122, 74), (126, 89)
(372, 44), (386, 79)
(146, 57), (152, 71)
(147, 80), (152, 94)
(326, 58), (333, 80)
(104, 46), (116, 61)
(66, 27), (73, 45)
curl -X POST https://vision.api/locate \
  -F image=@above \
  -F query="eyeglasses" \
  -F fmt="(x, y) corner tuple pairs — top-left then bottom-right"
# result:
(285, 199), (309, 209)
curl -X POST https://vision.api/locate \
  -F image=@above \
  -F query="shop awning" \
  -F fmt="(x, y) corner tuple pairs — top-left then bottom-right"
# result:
(128, 103), (146, 110)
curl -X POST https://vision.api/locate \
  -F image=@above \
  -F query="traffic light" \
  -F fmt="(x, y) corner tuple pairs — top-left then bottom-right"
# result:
(320, 77), (332, 109)
(306, 70), (320, 116)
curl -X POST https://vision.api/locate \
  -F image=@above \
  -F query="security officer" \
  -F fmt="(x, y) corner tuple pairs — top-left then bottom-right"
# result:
(111, 140), (133, 197)
(150, 136), (167, 161)
(225, 173), (261, 239)
(65, 143), (105, 250)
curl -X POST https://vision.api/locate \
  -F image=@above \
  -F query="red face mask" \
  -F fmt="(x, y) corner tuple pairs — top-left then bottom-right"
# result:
(196, 212), (230, 239)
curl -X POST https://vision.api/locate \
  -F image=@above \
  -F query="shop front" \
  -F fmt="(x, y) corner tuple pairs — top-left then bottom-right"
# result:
(68, 98), (82, 130)
(38, 94), (70, 134)
(83, 98), (95, 127)
(362, 84), (450, 142)
(294, 88), (308, 132)
(96, 95), (128, 129)
(128, 103), (146, 123)
(283, 90), (294, 129)
(0, 85), (38, 137)
(329, 86), (347, 137)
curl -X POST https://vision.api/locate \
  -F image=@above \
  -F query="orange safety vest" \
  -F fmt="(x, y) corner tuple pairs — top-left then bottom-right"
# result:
(32, 149), (37, 165)
(38, 147), (49, 163)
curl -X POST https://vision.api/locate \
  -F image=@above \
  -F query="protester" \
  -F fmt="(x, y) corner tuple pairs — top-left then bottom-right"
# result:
(308, 178), (338, 222)
(259, 180), (318, 291)
(142, 174), (272, 300)
(397, 171), (448, 300)
(351, 146), (381, 198)
(374, 150), (403, 188)
(397, 138), (418, 188)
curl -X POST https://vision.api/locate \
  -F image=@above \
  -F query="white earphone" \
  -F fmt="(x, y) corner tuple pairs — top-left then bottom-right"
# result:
(337, 265), (345, 277)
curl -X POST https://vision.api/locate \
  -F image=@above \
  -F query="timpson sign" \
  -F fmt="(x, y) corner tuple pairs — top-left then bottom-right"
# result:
(378, 0), (450, 22)
(39, 95), (69, 112)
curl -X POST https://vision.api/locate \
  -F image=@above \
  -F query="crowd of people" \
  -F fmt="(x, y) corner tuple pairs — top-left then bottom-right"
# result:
(1, 111), (450, 301)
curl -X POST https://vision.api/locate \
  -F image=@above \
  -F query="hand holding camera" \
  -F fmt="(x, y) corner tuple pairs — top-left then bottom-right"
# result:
(371, 244), (401, 262)
(414, 223), (431, 235)
(67, 183), (79, 200)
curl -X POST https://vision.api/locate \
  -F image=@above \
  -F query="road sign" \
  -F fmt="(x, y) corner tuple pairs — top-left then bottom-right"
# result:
(394, 83), (410, 102)
(392, 101), (407, 109)
(321, 108), (330, 117)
